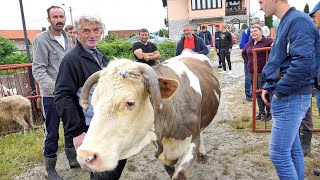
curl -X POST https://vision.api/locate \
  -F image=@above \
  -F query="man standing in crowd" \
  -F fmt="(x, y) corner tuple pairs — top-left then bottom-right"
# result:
(55, 14), (127, 180)
(240, 17), (261, 102)
(175, 24), (208, 56)
(261, 21), (270, 37)
(65, 24), (77, 46)
(217, 25), (233, 74)
(308, 1), (320, 176)
(214, 25), (222, 68)
(32, 6), (78, 180)
(260, 0), (319, 179)
(132, 28), (160, 66)
(198, 25), (212, 58)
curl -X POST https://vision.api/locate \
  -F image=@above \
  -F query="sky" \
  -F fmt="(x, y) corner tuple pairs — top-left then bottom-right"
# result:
(0, 0), (318, 33)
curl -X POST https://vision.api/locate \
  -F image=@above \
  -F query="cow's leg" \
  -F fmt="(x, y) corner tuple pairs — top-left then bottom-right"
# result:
(197, 132), (208, 164)
(172, 137), (199, 180)
(164, 159), (178, 178)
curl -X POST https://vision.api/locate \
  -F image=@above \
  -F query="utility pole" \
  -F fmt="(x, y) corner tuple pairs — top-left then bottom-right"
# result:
(19, 0), (36, 98)
(61, 3), (73, 25)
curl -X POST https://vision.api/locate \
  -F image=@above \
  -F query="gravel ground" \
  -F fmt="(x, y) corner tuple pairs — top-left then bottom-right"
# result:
(14, 48), (320, 180)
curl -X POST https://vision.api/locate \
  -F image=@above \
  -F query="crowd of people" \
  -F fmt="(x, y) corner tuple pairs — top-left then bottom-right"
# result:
(30, 1), (320, 179)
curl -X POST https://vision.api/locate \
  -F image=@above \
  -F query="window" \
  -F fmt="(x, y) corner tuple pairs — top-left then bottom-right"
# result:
(191, 0), (222, 10)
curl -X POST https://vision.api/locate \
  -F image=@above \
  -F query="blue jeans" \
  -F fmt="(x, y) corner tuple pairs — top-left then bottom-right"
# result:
(244, 63), (252, 98)
(269, 94), (311, 180)
(315, 89), (320, 113)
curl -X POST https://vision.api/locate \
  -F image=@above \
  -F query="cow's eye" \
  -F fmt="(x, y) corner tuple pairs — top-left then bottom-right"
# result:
(125, 101), (135, 110)
(126, 101), (135, 107)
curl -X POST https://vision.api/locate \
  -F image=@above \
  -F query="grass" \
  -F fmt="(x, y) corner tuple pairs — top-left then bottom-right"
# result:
(0, 125), (64, 179)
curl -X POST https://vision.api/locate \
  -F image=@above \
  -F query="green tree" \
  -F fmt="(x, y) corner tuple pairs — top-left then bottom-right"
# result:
(304, 3), (310, 14)
(241, 24), (248, 30)
(0, 36), (18, 59)
(265, 16), (273, 28)
(103, 33), (121, 43)
(158, 28), (169, 38)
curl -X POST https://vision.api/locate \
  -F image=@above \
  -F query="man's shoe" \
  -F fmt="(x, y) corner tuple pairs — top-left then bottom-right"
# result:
(256, 113), (264, 121)
(218, 65), (222, 68)
(264, 112), (272, 122)
(65, 148), (80, 169)
(219, 71), (227, 74)
(314, 168), (320, 176)
(246, 96), (252, 102)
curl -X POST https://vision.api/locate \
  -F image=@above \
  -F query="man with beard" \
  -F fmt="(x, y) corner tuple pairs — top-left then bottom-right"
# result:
(32, 6), (79, 180)
(132, 28), (160, 66)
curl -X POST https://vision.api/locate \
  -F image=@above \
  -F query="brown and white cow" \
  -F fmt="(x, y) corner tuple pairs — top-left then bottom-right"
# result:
(78, 49), (220, 179)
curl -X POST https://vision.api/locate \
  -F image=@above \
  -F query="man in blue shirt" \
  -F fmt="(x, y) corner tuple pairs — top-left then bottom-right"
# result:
(198, 26), (212, 58)
(260, 0), (320, 179)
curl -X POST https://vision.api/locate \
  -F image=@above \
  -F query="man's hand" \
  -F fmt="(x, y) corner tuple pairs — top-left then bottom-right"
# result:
(73, 132), (86, 149)
(261, 90), (270, 107)
(143, 55), (150, 61)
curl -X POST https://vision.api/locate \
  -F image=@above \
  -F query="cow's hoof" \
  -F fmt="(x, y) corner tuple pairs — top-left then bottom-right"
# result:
(197, 153), (208, 164)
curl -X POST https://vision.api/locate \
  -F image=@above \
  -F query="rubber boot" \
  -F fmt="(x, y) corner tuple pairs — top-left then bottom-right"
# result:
(314, 167), (320, 176)
(299, 130), (312, 156)
(45, 157), (63, 180)
(65, 148), (80, 168)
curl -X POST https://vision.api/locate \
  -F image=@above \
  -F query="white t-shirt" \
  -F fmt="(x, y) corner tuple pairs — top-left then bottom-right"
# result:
(54, 35), (66, 50)
(262, 26), (270, 37)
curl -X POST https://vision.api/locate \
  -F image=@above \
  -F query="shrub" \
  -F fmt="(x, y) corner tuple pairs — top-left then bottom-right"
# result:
(98, 40), (134, 60)
(0, 51), (29, 65)
(157, 41), (176, 61)
(241, 24), (248, 30)
(103, 34), (122, 43)
(0, 36), (18, 59)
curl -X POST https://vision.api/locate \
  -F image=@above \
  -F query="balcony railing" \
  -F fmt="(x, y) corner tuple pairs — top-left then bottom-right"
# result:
(225, 7), (247, 16)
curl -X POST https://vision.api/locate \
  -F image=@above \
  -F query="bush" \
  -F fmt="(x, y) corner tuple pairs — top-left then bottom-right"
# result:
(97, 39), (176, 62)
(103, 34), (122, 43)
(157, 41), (176, 61)
(0, 36), (18, 59)
(241, 24), (248, 30)
(0, 51), (29, 65)
(97, 40), (134, 60)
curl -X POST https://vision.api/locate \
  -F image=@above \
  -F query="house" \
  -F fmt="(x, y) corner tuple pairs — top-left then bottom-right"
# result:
(162, 0), (250, 42)
(0, 29), (42, 51)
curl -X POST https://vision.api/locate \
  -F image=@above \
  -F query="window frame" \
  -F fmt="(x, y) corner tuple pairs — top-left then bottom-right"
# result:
(191, 0), (222, 10)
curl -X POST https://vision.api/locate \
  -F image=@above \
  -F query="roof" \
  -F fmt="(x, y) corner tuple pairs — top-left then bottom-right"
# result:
(0, 30), (42, 43)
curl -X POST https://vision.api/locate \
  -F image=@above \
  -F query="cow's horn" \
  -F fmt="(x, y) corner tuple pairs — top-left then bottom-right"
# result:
(80, 71), (101, 111)
(137, 63), (162, 113)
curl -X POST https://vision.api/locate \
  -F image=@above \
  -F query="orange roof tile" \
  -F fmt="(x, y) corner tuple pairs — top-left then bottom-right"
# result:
(0, 30), (42, 43)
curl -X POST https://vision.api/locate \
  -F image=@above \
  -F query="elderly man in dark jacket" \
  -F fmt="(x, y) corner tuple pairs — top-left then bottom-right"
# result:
(175, 24), (208, 56)
(55, 14), (127, 180)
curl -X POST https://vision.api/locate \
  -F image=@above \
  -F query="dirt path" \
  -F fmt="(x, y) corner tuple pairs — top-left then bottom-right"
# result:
(14, 49), (320, 180)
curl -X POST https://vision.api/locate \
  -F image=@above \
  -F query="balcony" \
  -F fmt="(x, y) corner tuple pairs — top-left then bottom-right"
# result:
(225, 7), (247, 16)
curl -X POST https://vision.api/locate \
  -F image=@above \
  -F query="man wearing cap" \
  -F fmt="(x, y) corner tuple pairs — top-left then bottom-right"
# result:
(309, 1), (320, 176)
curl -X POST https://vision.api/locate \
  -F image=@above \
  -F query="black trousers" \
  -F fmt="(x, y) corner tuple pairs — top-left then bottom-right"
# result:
(220, 48), (231, 71)
(90, 159), (127, 180)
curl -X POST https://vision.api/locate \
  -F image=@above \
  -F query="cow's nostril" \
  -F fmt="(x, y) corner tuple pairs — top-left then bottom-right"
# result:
(84, 154), (96, 163)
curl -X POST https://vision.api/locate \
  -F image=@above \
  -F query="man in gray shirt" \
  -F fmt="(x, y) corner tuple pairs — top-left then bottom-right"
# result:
(32, 6), (78, 179)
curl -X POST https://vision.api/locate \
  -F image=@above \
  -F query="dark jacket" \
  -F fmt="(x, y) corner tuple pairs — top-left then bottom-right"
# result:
(242, 37), (273, 72)
(175, 34), (208, 56)
(55, 40), (109, 137)
(218, 31), (233, 50)
(262, 7), (320, 98)
(198, 30), (212, 46)
(214, 31), (221, 48)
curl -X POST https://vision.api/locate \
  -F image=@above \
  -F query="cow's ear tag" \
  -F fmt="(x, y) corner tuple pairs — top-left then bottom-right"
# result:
(158, 78), (179, 99)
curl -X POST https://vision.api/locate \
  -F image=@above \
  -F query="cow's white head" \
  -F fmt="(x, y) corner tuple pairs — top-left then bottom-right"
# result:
(77, 59), (179, 172)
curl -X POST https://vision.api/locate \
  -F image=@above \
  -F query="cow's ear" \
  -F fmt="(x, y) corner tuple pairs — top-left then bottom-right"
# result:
(158, 77), (179, 99)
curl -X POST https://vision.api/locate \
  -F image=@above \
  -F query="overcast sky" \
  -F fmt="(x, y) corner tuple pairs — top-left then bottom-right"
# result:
(0, 0), (317, 33)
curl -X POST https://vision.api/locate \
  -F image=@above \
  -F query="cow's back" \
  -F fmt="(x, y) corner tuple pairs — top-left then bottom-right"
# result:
(153, 57), (220, 140)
